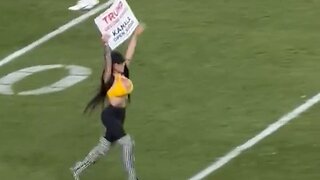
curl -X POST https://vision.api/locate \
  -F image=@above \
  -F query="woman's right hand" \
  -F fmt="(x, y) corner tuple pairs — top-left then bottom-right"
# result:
(101, 33), (111, 44)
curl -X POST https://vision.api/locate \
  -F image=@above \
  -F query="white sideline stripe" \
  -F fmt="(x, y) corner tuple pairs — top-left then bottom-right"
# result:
(189, 92), (320, 180)
(0, 0), (114, 67)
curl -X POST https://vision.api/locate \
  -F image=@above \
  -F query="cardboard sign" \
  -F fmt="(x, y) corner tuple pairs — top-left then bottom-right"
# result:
(94, 0), (139, 49)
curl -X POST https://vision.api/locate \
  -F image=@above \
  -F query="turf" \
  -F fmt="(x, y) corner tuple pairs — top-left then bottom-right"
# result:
(0, 0), (319, 180)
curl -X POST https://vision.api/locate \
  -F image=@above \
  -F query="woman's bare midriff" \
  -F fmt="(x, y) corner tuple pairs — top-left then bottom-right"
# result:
(108, 96), (128, 108)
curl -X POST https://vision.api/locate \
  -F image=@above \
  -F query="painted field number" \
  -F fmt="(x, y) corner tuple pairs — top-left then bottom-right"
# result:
(0, 64), (91, 95)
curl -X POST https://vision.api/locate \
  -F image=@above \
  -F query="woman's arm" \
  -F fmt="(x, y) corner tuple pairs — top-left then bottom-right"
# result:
(101, 34), (112, 83)
(125, 24), (145, 66)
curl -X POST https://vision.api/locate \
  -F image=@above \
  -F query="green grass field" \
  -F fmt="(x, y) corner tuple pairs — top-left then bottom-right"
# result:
(1, 0), (320, 179)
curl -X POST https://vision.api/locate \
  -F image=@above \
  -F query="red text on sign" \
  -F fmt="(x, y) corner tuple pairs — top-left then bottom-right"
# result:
(103, 1), (124, 24)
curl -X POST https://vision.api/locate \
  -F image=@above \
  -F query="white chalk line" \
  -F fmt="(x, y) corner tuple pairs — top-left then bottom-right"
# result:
(190, 92), (320, 180)
(0, 0), (114, 67)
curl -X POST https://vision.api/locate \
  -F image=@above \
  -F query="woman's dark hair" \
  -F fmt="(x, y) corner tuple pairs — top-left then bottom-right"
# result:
(84, 51), (130, 113)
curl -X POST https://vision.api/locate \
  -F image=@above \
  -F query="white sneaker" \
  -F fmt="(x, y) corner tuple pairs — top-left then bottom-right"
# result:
(68, 0), (100, 11)
(70, 162), (81, 180)
(72, 172), (80, 180)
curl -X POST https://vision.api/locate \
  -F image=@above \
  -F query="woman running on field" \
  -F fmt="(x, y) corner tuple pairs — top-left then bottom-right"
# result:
(71, 24), (145, 180)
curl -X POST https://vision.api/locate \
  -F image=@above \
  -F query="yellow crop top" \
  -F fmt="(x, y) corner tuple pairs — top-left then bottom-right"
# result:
(107, 73), (133, 98)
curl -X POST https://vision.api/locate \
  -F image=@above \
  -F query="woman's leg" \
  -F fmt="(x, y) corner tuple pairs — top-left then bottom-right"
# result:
(70, 107), (137, 180)
(106, 108), (138, 180)
(117, 134), (137, 180)
(70, 137), (111, 179)
(70, 109), (113, 179)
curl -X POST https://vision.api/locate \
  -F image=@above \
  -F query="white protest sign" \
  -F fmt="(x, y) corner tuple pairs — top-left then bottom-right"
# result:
(94, 0), (139, 50)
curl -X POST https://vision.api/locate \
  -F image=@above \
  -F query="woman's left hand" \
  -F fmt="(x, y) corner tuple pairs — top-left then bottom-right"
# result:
(134, 23), (145, 36)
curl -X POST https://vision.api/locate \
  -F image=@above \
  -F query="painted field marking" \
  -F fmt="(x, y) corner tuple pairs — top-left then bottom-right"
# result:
(0, 0), (114, 67)
(189, 92), (320, 180)
(0, 64), (91, 95)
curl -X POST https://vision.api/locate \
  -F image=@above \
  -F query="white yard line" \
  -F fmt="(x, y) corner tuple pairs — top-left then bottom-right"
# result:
(190, 92), (320, 180)
(0, 0), (114, 67)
